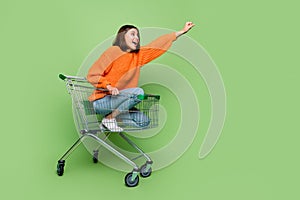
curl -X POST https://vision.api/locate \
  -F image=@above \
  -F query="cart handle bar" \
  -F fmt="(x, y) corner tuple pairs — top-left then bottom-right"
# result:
(59, 74), (86, 81)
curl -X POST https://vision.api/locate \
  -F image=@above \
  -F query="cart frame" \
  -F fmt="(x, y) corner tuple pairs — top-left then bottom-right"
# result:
(56, 74), (160, 187)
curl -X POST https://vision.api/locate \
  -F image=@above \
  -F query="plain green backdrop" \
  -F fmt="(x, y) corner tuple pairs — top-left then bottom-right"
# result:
(1, 0), (299, 199)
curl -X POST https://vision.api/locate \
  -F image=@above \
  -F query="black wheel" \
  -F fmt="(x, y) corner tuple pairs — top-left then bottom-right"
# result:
(56, 160), (65, 176)
(140, 164), (152, 178)
(93, 150), (98, 163)
(93, 156), (98, 163)
(124, 172), (139, 187)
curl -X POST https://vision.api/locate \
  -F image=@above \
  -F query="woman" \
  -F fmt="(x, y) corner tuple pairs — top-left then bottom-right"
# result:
(87, 22), (195, 132)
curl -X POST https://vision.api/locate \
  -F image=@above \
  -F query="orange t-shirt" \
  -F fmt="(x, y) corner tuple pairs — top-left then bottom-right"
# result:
(87, 32), (177, 101)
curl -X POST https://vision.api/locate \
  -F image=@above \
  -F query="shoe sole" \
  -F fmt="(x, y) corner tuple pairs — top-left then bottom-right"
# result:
(101, 123), (123, 132)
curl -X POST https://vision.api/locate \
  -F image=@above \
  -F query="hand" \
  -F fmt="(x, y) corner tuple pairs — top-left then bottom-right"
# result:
(176, 21), (195, 37)
(107, 85), (120, 95)
(182, 22), (195, 33)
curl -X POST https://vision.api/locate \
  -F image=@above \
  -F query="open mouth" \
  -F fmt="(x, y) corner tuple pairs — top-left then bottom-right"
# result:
(132, 41), (138, 46)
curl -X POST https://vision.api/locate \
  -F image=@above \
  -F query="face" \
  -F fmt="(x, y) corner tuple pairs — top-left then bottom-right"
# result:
(124, 28), (139, 52)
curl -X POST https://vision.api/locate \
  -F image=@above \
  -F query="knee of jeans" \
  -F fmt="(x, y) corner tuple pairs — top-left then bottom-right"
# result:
(133, 88), (144, 102)
(135, 87), (144, 95)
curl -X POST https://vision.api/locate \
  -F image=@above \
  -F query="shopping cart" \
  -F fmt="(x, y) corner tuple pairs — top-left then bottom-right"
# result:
(56, 74), (160, 187)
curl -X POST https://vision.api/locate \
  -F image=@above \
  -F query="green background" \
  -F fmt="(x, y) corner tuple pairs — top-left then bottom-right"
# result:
(1, 0), (299, 199)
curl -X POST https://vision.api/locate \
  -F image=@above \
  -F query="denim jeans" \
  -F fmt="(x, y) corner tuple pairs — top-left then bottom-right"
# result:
(93, 87), (150, 128)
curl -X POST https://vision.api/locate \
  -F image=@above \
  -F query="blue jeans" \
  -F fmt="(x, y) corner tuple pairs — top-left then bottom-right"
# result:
(93, 87), (150, 128)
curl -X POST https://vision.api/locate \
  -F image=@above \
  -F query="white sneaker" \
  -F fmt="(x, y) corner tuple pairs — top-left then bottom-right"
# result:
(101, 118), (123, 132)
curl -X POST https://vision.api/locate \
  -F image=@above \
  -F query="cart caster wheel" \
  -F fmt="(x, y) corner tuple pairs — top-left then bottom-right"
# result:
(93, 157), (98, 163)
(140, 164), (152, 178)
(57, 160), (65, 176)
(125, 172), (139, 187)
(93, 150), (98, 163)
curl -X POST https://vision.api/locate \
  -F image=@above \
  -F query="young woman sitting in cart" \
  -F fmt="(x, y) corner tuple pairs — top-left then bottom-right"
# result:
(87, 22), (195, 132)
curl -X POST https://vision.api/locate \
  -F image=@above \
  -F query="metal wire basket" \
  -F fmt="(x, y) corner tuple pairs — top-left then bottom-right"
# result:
(61, 73), (160, 132)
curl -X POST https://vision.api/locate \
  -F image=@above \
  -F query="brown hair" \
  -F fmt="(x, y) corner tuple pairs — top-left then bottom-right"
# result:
(112, 25), (140, 52)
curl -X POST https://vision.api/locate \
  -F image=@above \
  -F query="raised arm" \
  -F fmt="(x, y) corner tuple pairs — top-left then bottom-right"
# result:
(138, 32), (177, 65)
(138, 22), (195, 66)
